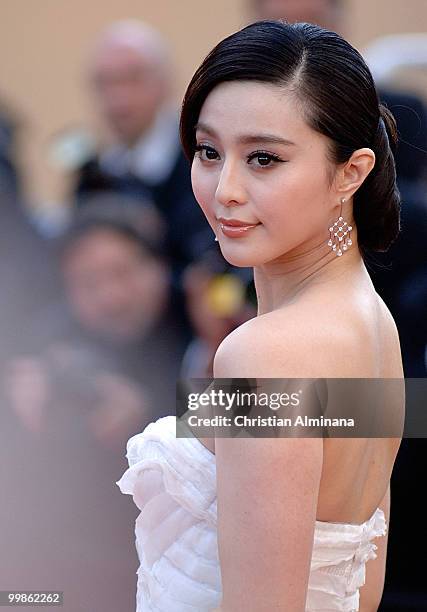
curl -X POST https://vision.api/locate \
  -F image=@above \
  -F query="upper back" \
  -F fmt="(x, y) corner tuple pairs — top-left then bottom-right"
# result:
(213, 279), (404, 524)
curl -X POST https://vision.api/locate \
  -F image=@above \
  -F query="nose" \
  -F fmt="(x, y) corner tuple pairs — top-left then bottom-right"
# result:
(215, 160), (247, 207)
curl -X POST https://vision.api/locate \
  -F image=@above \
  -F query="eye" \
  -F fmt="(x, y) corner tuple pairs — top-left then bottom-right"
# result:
(247, 150), (285, 167)
(194, 144), (286, 168)
(194, 144), (220, 161)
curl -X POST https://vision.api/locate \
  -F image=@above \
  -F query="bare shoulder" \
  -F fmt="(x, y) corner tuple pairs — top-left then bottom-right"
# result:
(213, 309), (325, 610)
(375, 291), (403, 347)
(213, 298), (385, 378)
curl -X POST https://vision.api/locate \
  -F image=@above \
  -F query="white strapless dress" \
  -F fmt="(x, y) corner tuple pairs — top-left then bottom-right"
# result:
(116, 415), (387, 612)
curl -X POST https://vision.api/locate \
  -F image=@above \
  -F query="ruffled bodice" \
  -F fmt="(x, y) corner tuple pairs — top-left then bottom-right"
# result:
(117, 416), (387, 611)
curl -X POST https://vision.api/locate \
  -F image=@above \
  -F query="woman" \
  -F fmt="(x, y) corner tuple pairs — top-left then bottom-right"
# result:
(117, 20), (404, 611)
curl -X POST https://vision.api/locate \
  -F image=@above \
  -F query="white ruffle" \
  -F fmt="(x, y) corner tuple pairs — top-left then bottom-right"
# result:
(117, 415), (387, 612)
(307, 508), (387, 611)
(117, 416), (221, 611)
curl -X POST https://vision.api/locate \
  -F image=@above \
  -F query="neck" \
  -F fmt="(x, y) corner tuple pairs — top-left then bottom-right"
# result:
(254, 234), (365, 316)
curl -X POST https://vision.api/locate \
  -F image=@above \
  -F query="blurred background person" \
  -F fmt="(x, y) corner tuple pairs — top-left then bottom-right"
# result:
(250, 0), (343, 30)
(181, 249), (256, 377)
(73, 19), (218, 342)
(59, 195), (186, 419)
(0, 196), (188, 611)
(5, 194), (187, 438)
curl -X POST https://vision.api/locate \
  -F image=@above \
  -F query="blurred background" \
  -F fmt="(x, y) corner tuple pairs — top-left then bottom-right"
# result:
(0, 1), (425, 610)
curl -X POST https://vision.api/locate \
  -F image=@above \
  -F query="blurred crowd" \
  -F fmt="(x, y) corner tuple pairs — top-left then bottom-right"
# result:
(0, 1), (426, 611)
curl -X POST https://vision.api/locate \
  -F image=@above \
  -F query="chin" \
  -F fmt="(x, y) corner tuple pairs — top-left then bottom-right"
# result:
(220, 246), (267, 268)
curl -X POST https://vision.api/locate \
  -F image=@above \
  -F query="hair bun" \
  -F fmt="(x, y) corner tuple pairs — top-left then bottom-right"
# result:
(378, 104), (398, 153)
(354, 105), (401, 252)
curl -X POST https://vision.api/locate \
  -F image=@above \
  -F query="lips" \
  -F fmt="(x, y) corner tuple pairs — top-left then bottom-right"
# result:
(218, 217), (259, 227)
(218, 218), (261, 238)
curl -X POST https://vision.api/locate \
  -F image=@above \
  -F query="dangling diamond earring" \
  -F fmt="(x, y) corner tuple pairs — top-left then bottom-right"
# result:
(214, 235), (219, 242)
(327, 197), (353, 257)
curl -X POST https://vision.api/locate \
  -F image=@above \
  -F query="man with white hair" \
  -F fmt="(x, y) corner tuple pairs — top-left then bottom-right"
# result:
(88, 20), (173, 149)
(250, 0), (343, 31)
(75, 20), (213, 337)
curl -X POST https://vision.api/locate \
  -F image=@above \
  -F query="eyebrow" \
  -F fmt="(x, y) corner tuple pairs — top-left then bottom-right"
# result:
(195, 121), (296, 147)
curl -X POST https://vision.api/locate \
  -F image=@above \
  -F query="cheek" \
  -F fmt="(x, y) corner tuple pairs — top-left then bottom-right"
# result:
(257, 167), (330, 238)
(191, 164), (217, 223)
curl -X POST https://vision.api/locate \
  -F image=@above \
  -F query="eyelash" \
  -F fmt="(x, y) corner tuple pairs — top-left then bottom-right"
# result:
(194, 144), (286, 168)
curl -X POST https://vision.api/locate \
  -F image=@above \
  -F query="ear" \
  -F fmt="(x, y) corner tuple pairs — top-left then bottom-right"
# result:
(335, 148), (376, 200)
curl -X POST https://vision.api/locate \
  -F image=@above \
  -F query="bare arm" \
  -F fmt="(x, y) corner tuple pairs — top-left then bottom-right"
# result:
(212, 323), (323, 611)
(359, 483), (391, 612)
(214, 434), (323, 611)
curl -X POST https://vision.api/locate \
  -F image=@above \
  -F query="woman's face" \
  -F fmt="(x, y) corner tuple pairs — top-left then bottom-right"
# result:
(191, 80), (338, 268)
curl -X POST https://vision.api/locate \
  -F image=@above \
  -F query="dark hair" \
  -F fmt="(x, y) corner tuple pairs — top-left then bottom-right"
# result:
(59, 192), (167, 260)
(180, 20), (400, 253)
